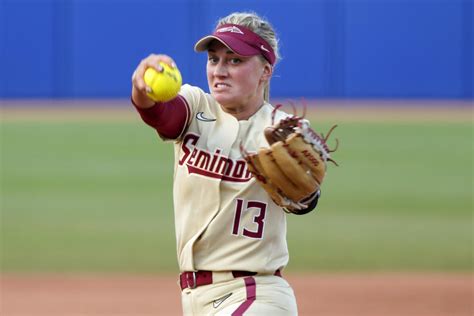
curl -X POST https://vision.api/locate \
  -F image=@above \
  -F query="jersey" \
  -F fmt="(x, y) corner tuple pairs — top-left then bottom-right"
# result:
(168, 84), (291, 273)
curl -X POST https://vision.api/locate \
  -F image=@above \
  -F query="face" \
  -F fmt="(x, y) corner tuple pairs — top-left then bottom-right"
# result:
(207, 41), (272, 117)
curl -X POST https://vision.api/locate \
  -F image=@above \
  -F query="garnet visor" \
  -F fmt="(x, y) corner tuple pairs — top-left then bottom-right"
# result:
(194, 24), (276, 66)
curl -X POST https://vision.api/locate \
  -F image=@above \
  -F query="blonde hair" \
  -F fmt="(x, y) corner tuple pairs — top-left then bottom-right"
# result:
(216, 12), (280, 102)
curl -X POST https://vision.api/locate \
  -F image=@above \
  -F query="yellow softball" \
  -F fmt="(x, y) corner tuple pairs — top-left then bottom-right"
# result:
(144, 62), (182, 102)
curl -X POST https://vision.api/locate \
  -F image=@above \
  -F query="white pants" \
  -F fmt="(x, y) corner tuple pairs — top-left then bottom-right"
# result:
(181, 273), (298, 315)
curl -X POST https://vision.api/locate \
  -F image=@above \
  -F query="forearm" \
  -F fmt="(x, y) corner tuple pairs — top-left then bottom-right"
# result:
(131, 85), (155, 109)
(132, 95), (189, 139)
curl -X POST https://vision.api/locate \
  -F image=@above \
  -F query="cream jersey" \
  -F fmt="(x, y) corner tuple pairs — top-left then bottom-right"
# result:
(171, 84), (291, 273)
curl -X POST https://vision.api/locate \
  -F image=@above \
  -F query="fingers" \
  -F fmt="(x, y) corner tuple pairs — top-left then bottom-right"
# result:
(155, 54), (177, 69)
(131, 54), (178, 94)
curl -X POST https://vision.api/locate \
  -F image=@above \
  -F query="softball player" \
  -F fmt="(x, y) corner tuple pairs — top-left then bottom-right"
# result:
(131, 12), (320, 315)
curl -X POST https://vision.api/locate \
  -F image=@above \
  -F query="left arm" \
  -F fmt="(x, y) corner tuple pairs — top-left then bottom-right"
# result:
(285, 190), (321, 215)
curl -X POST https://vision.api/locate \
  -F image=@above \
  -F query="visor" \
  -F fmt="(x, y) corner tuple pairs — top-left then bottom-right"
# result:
(194, 24), (276, 65)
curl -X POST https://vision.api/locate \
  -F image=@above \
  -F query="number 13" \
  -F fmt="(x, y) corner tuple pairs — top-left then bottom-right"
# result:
(232, 199), (267, 239)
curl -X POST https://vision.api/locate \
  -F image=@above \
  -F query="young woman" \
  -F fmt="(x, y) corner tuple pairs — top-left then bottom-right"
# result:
(131, 12), (319, 315)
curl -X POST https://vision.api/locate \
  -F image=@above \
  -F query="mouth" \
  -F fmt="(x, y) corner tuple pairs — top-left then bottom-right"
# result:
(214, 82), (231, 89)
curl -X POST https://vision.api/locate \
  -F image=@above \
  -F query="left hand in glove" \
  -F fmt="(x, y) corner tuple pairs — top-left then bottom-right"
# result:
(242, 111), (339, 214)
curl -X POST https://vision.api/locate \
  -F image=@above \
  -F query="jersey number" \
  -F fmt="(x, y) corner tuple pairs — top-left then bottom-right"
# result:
(232, 199), (267, 239)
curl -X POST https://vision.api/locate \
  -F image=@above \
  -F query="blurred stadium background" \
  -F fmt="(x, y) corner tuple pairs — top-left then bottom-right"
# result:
(1, 0), (472, 315)
(1, 0), (472, 99)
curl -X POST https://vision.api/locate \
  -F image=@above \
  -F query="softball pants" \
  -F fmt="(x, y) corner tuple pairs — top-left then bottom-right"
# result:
(180, 272), (298, 315)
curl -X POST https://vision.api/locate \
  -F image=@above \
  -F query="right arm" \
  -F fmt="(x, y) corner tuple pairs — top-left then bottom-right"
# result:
(131, 54), (189, 139)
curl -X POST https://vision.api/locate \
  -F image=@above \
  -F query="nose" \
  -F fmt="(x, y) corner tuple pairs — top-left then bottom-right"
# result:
(213, 61), (228, 77)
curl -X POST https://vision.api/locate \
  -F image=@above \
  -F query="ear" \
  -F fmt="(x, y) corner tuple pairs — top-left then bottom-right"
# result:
(260, 63), (273, 82)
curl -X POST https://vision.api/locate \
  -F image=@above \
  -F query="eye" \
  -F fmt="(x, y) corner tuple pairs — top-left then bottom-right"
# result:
(229, 58), (242, 65)
(208, 56), (219, 64)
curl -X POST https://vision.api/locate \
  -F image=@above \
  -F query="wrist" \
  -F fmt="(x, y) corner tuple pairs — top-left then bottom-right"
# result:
(131, 88), (155, 109)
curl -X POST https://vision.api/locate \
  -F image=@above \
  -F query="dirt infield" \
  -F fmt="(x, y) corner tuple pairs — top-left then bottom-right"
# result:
(1, 99), (472, 123)
(1, 273), (472, 316)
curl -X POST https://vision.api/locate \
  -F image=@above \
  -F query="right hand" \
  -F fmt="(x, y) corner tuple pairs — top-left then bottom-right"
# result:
(131, 54), (177, 108)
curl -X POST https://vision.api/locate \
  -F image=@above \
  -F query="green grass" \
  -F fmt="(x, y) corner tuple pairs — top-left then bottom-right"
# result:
(1, 119), (472, 272)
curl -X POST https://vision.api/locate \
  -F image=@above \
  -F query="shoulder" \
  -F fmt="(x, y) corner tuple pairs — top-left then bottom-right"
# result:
(178, 84), (219, 111)
(179, 84), (203, 94)
(260, 102), (292, 123)
(274, 108), (292, 122)
(178, 84), (205, 103)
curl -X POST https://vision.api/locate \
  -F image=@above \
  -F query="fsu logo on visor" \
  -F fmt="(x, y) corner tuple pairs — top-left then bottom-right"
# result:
(216, 26), (244, 34)
(195, 23), (276, 65)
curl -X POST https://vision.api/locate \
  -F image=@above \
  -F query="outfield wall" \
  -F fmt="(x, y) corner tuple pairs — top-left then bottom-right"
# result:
(1, 0), (473, 99)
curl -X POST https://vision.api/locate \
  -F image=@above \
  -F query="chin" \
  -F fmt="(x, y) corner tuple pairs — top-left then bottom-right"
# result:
(213, 94), (236, 107)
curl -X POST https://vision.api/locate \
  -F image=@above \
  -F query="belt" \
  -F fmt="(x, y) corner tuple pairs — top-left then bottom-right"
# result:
(179, 270), (282, 290)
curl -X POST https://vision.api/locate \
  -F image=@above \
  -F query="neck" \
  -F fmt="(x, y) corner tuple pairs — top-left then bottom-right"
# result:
(221, 97), (265, 120)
